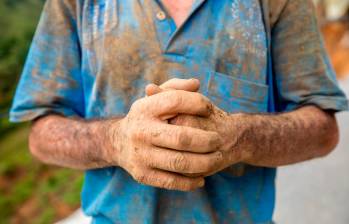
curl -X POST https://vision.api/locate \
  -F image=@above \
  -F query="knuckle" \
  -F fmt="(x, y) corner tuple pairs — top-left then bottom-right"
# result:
(170, 153), (190, 172)
(162, 177), (177, 190)
(177, 130), (192, 148)
(197, 94), (213, 114)
(133, 171), (147, 184)
(210, 151), (224, 170)
(142, 153), (156, 167)
(201, 153), (222, 172)
(208, 133), (222, 150)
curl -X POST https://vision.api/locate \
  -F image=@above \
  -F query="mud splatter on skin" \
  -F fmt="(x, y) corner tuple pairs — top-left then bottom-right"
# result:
(170, 111), (257, 177)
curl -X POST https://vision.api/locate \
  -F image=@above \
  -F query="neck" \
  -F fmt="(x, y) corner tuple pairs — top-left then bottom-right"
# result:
(161, 0), (195, 27)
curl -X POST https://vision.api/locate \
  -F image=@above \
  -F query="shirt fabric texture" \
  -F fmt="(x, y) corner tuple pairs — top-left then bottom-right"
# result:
(10, 0), (348, 223)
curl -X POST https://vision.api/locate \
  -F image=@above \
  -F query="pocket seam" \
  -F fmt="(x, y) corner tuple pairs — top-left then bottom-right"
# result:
(207, 71), (268, 103)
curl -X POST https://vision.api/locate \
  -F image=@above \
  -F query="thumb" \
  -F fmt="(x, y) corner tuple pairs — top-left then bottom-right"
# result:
(145, 78), (200, 97)
(145, 83), (163, 96)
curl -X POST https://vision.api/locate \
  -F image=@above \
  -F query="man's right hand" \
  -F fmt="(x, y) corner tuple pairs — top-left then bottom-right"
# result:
(108, 90), (224, 191)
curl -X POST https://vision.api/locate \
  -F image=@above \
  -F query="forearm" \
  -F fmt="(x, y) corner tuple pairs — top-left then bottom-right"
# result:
(29, 115), (121, 170)
(238, 106), (339, 167)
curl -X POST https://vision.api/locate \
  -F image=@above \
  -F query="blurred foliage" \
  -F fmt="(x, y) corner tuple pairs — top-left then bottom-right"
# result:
(0, 0), (44, 126)
(0, 126), (83, 223)
(0, 1), (83, 223)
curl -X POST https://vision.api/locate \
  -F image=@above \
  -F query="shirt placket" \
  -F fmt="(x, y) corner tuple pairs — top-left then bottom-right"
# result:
(147, 0), (176, 52)
(147, 0), (207, 54)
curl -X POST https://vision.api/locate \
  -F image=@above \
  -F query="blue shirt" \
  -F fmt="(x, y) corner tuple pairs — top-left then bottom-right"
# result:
(10, 0), (348, 223)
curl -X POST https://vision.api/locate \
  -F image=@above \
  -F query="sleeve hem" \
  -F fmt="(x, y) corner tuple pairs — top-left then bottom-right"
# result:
(284, 96), (349, 112)
(9, 108), (80, 123)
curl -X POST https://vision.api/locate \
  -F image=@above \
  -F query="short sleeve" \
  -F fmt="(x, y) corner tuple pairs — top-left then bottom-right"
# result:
(9, 0), (84, 122)
(271, 0), (348, 112)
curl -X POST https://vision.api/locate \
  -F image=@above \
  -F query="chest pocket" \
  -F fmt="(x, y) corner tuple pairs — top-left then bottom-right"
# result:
(213, 0), (267, 83)
(207, 71), (269, 113)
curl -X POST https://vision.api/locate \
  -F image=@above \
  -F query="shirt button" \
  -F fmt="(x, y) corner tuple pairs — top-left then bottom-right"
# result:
(156, 11), (166, 21)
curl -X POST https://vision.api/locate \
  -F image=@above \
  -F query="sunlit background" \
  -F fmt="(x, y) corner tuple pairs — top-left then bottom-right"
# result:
(0, 1), (348, 223)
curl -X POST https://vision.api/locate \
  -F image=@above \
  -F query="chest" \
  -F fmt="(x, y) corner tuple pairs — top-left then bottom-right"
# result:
(80, 0), (268, 115)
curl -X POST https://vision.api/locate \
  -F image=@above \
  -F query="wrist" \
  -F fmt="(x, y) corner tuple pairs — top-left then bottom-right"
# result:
(93, 118), (122, 166)
(228, 113), (255, 163)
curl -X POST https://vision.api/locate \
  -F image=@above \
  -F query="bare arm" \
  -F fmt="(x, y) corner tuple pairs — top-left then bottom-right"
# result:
(29, 115), (118, 170)
(169, 105), (339, 172)
(234, 106), (339, 167)
(29, 88), (227, 191)
(147, 79), (340, 175)
(29, 79), (340, 189)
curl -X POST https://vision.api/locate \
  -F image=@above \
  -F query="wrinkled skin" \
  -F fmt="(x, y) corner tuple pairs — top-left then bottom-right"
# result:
(105, 0), (256, 188)
(145, 78), (250, 177)
(109, 86), (227, 191)
(28, 0), (341, 193)
(30, 78), (339, 192)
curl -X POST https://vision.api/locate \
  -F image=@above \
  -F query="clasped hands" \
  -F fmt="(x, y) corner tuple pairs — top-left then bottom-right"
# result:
(107, 78), (251, 191)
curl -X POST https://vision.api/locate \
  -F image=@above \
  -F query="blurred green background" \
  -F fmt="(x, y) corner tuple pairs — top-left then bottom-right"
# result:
(0, 1), (83, 223)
